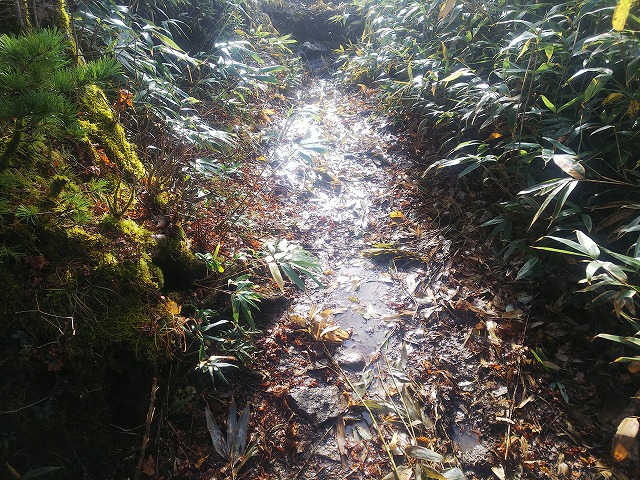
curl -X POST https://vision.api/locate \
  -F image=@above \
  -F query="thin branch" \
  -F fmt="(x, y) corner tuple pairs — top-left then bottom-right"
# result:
(134, 362), (159, 480)
(0, 396), (50, 415)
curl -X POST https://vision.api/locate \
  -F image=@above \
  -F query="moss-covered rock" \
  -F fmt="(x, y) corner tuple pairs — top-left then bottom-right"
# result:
(79, 84), (145, 180)
(100, 214), (152, 244)
(153, 224), (206, 290)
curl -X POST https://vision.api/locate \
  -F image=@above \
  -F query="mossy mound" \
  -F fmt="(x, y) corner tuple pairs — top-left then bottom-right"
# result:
(79, 84), (145, 180)
(153, 224), (207, 290)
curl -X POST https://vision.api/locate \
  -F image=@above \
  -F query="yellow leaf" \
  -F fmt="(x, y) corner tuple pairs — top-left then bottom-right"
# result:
(438, 0), (456, 21)
(258, 109), (275, 123)
(142, 455), (156, 476)
(320, 325), (351, 344)
(486, 132), (503, 140)
(612, 417), (639, 461)
(6, 463), (21, 480)
(165, 299), (181, 315)
(613, 0), (634, 31)
(420, 465), (447, 480)
(390, 210), (404, 219)
(388, 430), (399, 450)
(627, 100), (640, 118)
(602, 92), (624, 106)
(289, 314), (307, 328)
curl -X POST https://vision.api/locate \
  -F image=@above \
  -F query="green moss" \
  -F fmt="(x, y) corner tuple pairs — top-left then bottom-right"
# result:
(153, 224), (205, 290)
(153, 191), (170, 209)
(96, 252), (118, 268)
(19, 0), (31, 31)
(95, 252), (163, 292)
(55, 0), (71, 32)
(49, 174), (71, 196)
(65, 225), (105, 251)
(118, 218), (148, 240)
(79, 85), (145, 180)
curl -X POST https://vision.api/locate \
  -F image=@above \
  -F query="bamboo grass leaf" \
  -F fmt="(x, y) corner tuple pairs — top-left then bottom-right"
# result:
(540, 95), (556, 113)
(595, 334), (640, 349)
(268, 262), (285, 291)
(613, 0), (634, 31)
(205, 405), (229, 459)
(280, 262), (306, 290)
(576, 231), (600, 259)
(516, 256), (539, 280)
(542, 235), (591, 256)
(552, 156), (585, 179)
(234, 403), (250, 458)
(405, 445), (445, 462)
(529, 180), (571, 227)
(227, 398), (238, 457)
(22, 467), (62, 479)
(551, 181), (579, 224)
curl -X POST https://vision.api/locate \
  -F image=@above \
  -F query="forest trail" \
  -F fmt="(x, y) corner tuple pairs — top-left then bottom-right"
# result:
(231, 77), (631, 479)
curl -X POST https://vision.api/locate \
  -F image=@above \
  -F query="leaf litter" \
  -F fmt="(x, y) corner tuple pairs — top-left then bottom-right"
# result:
(161, 77), (639, 480)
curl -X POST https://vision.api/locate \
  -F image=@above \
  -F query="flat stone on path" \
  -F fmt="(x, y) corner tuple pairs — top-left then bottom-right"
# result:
(333, 350), (366, 370)
(287, 385), (344, 427)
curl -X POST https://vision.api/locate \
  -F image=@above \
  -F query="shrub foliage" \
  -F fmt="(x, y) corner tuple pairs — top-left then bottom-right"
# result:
(338, 0), (640, 356)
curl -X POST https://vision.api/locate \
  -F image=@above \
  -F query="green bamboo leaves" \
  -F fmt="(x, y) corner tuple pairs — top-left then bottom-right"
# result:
(263, 239), (323, 292)
(229, 276), (261, 329)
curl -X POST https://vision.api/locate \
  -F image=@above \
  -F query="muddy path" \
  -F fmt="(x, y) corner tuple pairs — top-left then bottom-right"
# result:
(250, 77), (513, 480)
(191, 77), (636, 480)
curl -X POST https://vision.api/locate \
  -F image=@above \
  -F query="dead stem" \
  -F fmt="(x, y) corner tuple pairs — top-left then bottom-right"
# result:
(134, 361), (159, 480)
(503, 309), (531, 461)
(324, 344), (401, 480)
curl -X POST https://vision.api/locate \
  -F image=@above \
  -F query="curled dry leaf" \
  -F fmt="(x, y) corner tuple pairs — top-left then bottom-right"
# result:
(419, 464), (447, 479)
(320, 324), (351, 344)
(612, 416), (640, 462)
(443, 467), (467, 480)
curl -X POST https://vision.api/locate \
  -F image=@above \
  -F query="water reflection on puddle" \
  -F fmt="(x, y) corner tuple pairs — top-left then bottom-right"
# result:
(451, 424), (481, 452)
(269, 79), (414, 362)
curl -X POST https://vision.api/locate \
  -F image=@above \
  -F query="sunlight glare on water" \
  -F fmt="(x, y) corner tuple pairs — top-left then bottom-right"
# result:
(270, 79), (416, 358)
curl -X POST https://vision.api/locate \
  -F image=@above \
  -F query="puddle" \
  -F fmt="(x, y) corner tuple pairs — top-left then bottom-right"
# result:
(452, 424), (481, 452)
(269, 80), (414, 358)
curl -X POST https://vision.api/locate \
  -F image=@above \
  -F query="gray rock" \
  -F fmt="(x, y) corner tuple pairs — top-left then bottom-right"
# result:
(300, 41), (329, 59)
(287, 385), (344, 427)
(334, 350), (366, 370)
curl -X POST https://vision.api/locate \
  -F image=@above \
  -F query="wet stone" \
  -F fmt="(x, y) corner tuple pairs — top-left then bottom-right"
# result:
(287, 385), (343, 427)
(314, 437), (341, 463)
(333, 350), (366, 370)
(299, 41), (329, 59)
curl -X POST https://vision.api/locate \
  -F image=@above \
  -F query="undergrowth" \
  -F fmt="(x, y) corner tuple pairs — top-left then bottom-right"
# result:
(337, 0), (640, 362)
(0, 0), (309, 477)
